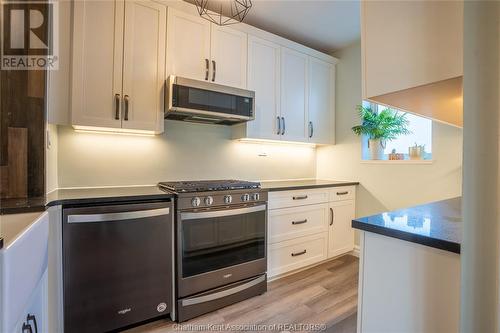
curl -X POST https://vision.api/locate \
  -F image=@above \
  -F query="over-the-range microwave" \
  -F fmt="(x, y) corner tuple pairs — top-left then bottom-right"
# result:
(165, 75), (255, 125)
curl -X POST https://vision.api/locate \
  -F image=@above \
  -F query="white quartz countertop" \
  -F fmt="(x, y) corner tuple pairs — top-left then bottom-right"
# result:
(0, 211), (47, 249)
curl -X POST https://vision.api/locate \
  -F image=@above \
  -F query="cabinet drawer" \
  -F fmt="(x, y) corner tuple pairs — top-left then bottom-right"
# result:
(330, 186), (356, 202)
(268, 233), (327, 277)
(268, 204), (328, 244)
(268, 189), (329, 209)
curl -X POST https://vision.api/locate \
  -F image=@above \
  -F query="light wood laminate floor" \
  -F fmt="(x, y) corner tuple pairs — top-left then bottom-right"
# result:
(125, 255), (359, 333)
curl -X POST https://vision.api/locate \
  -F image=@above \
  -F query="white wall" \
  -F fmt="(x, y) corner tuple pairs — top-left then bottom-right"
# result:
(317, 41), (463, 222)
(56, 121), (316, 188)
(46, 123), (58, 193)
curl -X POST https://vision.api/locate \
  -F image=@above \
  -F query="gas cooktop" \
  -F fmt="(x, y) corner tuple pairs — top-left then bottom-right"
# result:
(158, 180), (261, 193)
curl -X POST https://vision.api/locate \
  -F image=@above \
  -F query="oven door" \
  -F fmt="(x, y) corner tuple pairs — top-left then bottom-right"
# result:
(177, 203), (267, 297)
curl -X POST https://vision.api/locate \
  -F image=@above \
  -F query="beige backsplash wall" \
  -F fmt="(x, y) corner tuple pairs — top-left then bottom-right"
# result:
(56, 121), (316, 188)
(317, 41), (463, 241)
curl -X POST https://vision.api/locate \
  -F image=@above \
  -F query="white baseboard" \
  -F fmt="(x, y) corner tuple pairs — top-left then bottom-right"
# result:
(351, 245), (360, 257)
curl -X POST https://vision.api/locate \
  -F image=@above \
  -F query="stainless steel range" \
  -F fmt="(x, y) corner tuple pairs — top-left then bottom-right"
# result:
(158, 180), (268, 322)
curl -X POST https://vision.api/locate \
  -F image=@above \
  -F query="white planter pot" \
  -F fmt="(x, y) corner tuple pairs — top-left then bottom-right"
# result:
(368, 139), (385, 160)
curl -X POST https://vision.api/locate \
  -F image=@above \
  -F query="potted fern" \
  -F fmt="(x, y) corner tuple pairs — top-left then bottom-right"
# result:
(352, 105), (411, 160)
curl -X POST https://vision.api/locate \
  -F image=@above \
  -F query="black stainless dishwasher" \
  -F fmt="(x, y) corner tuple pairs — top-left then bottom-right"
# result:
(63, 200), (174, 333)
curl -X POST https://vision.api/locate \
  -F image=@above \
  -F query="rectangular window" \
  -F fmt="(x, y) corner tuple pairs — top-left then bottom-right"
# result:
(361, 101), (433, 161)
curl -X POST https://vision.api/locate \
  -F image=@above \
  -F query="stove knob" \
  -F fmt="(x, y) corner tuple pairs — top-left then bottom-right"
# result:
(224, 195), (233, 204)
(241, 194), (250, 202)
(252, 193), (260, 201)
(204, 196), (214, 206)
(191, 197), (201, 207)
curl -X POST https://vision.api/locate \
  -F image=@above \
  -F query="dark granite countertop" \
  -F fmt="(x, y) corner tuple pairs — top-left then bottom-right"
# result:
(0, 186), (175, 216)
(0, 197), (47, 214)
(46, 186), (175, 207)
(261, 179), (359, 192)
(0, 186), (175, 248)
(352, 197), (462, 254)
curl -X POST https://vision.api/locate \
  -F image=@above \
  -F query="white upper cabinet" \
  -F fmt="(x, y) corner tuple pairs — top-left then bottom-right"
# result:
(240, 36), (281, 140)
(122, 0), (166, 132)
(308, 57), (335, 144)
(362, 1), (463, 99)
(210, 25), (247, 88)
(233, 34), (336, 144)
(280, 47), (308, 142)
(72, 0), (166, 133)
(166, 8), (211, 81)
(71, 0), (124, 129)
(166, 8), (247, 88)
(361, 1), (463, 128)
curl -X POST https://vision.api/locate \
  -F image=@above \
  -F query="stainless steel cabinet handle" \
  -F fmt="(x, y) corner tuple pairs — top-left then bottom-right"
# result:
(337, 191), (349, 195)
(27, 314), (38, 333)
(291, 249), (307, 257)
(292, 195), (308, 200)
(281, 117), (285, 135)
(309, 121), (314, 138)
(22, 323), (32, 333)
(205, 58), (209, 80)
(276, 116), (281, 135)
(67, 208), (170, 223)
(114, 93), (120, 120)
(292, 219), (307, 225)
(212, 60), (216, 82)
(330, 207), (334, 226)
(123, 95), (130, 121)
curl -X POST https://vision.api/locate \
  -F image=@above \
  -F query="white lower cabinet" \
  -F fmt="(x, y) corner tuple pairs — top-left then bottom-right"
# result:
(12, 271), (48, 333)
(267, 186), (356, 278)
(268, 233), (328, 277)
(328, 200), (355, 258)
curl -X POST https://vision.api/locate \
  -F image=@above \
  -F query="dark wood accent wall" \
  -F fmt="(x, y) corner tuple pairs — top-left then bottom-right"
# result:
(0, 0), (47, 199)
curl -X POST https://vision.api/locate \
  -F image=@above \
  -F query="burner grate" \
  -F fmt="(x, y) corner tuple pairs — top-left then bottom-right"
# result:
(158, 180), (260, 193)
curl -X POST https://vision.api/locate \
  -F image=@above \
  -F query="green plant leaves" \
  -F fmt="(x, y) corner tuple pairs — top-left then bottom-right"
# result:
(351, 105), (411, 141)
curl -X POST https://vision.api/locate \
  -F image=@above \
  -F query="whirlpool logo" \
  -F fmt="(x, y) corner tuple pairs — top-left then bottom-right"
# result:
(1, 1), (59, 70)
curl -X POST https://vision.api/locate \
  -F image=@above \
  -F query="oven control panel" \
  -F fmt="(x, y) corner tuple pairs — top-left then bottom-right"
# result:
(178, 190), (267, 210)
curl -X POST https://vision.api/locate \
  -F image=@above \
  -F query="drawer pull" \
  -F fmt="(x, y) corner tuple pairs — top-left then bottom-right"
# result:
(336, 191), (349, 195)
(292, 195), (308, 200)
(291, 249), (307, 257)
(292, 219), (307, 225)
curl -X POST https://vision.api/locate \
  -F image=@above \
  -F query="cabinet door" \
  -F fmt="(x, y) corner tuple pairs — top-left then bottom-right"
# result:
(246, 36), (281, 140)
(122, 0), (166, 133)
(71, 0), (124, 129)
(210, 25), (247, 88)
(308, 57), (335, 144)
(328, 200), (355, 258)
(280, 47), (308, 142)
(166, 8), (210, 81)
(362, 1), (463, 99)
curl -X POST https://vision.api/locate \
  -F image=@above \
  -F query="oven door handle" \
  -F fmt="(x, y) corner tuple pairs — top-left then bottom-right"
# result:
(67, 208), (170, 223)
(181, 275), (266, 306)
(181, 204), (266, 220)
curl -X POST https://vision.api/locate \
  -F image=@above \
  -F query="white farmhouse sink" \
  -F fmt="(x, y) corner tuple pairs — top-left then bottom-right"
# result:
(0, 211), (49, 333)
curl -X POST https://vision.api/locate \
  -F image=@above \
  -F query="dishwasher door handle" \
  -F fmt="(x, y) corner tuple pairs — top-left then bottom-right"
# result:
(67, 208), (170, 223)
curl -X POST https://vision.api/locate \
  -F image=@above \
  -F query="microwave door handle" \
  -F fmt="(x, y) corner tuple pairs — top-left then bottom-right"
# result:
(181, 204), (266, 220)
(212, 60), (216, 82)
(205, 59), (209, 81)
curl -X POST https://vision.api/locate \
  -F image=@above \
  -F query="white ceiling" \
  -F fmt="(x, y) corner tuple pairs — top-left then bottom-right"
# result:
(244, 0), (361, 54)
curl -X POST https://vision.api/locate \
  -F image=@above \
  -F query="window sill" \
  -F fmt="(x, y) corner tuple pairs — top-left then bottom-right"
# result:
(360, 159), (433, 165)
